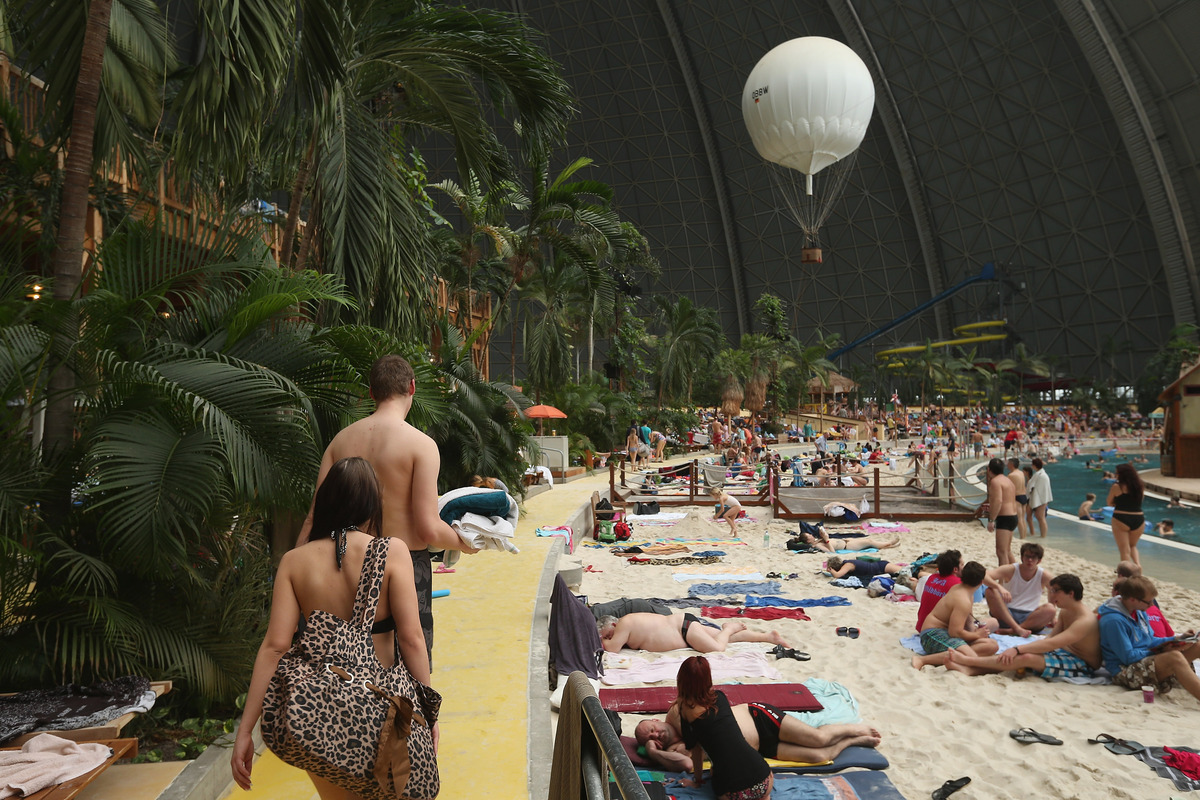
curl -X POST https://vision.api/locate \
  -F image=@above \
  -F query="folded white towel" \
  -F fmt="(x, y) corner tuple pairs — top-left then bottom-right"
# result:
(0, 734), (112, 799)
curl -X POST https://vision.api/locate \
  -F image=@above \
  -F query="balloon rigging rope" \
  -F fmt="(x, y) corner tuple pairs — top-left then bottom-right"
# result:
(765, 151), (859, 245)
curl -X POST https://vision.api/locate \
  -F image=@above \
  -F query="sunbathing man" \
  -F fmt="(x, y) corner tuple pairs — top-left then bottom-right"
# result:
(982, 542), (1056, 637)
(826, 556), (906, 584)
(944, 573), (1101, 679)
(635, 704), (881, 771)
(795, 530), (900, 554)
(911, 561), (1000, 669)
(597, 612), (788, 653)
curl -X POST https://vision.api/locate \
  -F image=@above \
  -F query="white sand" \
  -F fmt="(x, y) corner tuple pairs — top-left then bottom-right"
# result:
(573, 508), (1200, 800)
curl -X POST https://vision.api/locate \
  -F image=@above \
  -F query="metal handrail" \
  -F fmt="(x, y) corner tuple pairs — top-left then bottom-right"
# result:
(549, 671), (651, 800)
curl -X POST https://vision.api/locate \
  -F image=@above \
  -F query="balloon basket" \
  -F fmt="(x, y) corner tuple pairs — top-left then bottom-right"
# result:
(801, 247), (823, 264)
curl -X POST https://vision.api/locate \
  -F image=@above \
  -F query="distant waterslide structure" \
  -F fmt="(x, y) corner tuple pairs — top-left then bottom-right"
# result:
(742, 37), (875, 262)
(827, 262), (1000, 361)
(875, 320), (1008, 360)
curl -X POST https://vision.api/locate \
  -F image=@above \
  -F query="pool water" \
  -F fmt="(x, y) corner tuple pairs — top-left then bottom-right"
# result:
(1043, 455), (1200, 549)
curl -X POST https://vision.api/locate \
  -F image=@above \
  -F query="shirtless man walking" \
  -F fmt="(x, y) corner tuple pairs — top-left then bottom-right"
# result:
(635, 705), (880, 771)
(946, 573), (1101, 680)
(596, 612), (788, 653)
(1006, 457), (1029, 540)
(987, 458), (1019, 565)
(298, 355), (476, 664)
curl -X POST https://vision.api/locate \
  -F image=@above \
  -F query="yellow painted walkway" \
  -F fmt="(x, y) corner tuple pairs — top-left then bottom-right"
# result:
(222, 470), (609, 800)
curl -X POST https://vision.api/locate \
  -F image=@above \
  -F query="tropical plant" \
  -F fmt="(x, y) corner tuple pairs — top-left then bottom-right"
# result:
(1134, 324), (1199, 414)
(714, 348), (749, 418)
(0, 213), (413, 704)
(503, 149), (626, 378)
(651, 296), (723, 407)
(739, 333), (780, 419)
(425, 315), (530, 492)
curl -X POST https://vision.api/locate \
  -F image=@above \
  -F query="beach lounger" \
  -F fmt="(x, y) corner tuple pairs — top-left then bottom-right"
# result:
(0, 737), (138, 800)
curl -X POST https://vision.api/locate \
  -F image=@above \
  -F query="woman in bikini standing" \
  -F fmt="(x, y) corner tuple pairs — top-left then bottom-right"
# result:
(1106, 462), (1146, 567)
(675, 656), (773, 800)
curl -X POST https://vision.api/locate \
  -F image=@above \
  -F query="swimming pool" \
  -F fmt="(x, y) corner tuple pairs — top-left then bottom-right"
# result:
(1043, 455), (1200, 549)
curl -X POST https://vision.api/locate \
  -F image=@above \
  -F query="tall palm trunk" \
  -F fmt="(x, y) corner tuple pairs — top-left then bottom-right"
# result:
(44, 0), (114, 466)
(280, 135), (317, 270)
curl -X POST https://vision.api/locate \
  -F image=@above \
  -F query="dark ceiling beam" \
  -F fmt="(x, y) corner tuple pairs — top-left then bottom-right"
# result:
(654, 0), (749, 336)
(1057, 0), (1199, 326)
(827, 0), (949, 340)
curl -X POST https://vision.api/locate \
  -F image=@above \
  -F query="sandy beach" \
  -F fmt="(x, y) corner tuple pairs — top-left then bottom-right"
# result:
(571, 503), (1200, 800)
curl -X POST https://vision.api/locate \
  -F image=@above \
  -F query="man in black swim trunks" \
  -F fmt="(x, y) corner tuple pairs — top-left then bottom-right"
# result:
(987, 458), (1019, 566)
(635, 703), (881, 770)
(1006, 457), (1030, 540)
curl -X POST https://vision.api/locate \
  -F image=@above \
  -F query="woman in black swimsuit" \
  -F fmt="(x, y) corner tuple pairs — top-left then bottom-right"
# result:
(676, 656), (773, 800)
(1106, 462), (1146, 567)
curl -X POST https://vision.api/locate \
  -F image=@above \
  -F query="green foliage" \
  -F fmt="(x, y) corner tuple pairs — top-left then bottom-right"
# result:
(0, 213), (403, 707)
(545, 373), (636, 453)
(753, 293), (789, 341)
(425, 316), (531, 492)
(1135, 325), (1199, 414)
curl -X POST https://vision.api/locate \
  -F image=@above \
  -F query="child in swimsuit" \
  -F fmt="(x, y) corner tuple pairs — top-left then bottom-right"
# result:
(709, 485), (743, 536)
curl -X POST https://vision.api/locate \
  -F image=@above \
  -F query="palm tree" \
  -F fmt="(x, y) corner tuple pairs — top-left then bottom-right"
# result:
(714, 348), (749, 420)
(906, 342), (959, 411)
(739, 333), (780, 420)
(0, 211), (418, 700)
(652, 296), (723, 406)
(425, 316), (529, 491)
(504, 149), (626, 379)
(996, 343), (1050, 406)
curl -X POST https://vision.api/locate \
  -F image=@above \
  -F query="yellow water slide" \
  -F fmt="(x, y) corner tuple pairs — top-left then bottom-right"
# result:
(875, 320), (1007, 360)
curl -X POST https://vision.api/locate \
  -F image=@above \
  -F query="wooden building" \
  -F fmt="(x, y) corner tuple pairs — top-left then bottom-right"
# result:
(1158, 360), (1200, 477)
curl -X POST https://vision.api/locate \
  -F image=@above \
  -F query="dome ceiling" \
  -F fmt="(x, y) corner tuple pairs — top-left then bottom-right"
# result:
(446, 0), (1200, 384)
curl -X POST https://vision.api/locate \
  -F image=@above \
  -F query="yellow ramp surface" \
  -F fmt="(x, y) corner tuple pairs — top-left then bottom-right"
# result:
(224, 474), (603, 800)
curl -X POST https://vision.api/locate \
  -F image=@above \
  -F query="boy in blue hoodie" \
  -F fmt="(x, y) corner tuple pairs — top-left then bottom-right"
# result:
(1098, 576), (1200, 702)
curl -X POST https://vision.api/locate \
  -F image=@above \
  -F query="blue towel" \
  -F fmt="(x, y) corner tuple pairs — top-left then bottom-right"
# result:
(830, 577), (864, 589)
(691, 550), (727, 558)
(788, 678), (861, 726)
(744, 595), (852, 608)
(439, 490), (510, 523)
(689, 581), (782, 597)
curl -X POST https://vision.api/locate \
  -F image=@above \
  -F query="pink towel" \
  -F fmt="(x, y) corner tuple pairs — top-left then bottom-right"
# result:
(0, 734), (111, 798)
(600, 651), (782, 685)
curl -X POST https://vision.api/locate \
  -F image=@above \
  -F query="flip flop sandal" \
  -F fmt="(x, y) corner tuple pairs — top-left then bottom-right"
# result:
(434, 566), (455, 573)
(931, 776), (971, 799)
(1087, 734), (1143, 755)
(836, 627), (861, 638)
(769, 645), (811, 661)
(1009, 728), (1063, 745)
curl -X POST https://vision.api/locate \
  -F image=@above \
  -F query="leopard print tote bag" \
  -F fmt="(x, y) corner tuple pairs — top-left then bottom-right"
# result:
(261, 537), (440, 799)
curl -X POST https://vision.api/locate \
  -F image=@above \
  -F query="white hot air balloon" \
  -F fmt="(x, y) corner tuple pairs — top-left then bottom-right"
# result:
(742, 37), (875, 253)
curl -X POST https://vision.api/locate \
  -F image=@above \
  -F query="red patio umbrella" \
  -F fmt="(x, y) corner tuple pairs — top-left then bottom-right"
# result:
(525, 403), (567, 435)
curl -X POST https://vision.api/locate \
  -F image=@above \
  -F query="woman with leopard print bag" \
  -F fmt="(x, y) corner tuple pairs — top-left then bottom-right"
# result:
(231, 457), (440, 799)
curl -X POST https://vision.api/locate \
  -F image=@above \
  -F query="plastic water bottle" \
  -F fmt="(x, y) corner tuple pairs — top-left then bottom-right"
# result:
(763, 530), (770, 548)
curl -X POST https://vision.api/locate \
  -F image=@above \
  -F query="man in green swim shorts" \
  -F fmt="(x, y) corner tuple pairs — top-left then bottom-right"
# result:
(911, 561), (999, 670)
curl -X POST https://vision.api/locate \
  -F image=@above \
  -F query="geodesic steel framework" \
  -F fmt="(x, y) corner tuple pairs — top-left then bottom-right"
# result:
(445, 0), (1200, 385)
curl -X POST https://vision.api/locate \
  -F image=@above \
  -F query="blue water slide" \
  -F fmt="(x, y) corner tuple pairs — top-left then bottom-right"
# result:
(827, 262), (998, 360)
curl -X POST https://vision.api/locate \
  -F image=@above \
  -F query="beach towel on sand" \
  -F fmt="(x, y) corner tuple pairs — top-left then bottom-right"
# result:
(689, 581), (781, 596)
(599, 683), (822, 713)
(745, 595), (852, 608)
(666, 771), (907, 800)
(600, 651), (781, 685)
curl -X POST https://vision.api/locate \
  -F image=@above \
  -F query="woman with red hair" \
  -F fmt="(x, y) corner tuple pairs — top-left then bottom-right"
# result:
(674, 656), (773, 799)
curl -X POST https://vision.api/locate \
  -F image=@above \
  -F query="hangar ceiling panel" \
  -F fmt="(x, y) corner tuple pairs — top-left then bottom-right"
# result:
(433, 0), (1200, 385)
